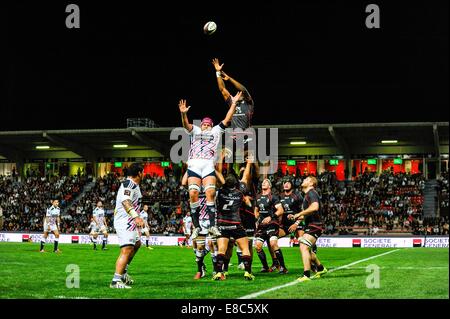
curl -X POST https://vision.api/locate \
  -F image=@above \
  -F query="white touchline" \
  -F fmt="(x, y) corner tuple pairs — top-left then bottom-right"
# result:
(238, 249), (401, 299)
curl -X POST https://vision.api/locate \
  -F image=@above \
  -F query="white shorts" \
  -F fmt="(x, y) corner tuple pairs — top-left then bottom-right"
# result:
(140, 227), (149, 233)
(199, 219), (210, 236)
(116, 228), (140, 247)
(43, 223), (58, 233)
(90, 228), (99, 235)
(184, 230), (191, 236)
(99, 225), (108, 233)
(187, 159), (215, 179)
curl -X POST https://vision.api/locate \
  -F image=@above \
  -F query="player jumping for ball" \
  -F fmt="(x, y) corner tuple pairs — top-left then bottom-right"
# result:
(178, 91), (242, 240)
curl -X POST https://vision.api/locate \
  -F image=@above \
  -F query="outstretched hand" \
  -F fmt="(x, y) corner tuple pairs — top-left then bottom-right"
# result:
(178, 99), (191, 114)
(221, 71), (230, 81)
(212, 58), (224, 72)
(230, 91), (242, 105)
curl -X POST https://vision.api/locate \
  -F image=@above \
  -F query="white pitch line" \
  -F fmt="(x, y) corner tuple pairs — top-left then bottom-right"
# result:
(239, 249), (400, 299)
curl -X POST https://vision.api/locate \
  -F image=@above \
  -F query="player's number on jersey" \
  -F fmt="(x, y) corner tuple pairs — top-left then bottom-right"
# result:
(223, 200), (234, 210)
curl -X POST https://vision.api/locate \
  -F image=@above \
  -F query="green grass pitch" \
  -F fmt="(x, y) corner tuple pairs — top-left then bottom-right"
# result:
(0, 243), (448, 299)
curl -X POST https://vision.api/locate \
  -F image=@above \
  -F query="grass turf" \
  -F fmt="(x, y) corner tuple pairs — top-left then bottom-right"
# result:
(0, 243), (447, 299)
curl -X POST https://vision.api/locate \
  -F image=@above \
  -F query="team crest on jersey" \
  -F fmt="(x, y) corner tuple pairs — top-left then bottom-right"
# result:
(124, 189), (131, 196)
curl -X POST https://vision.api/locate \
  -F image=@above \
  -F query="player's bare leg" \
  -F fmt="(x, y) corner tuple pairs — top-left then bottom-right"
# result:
(266, 238), (279, 272)
(255, 240), (270, 272)
(223, 239), (234, 276)
(270, 236), (287, 274)
(53, 230), (60, 253)
(193, 237), (207, 279)
(111, 245), (134, 288)
(40, 231), (48, 252)
(297, 234), (318, 282)
(236, 237), (255, 280)
(102, 231), (109, 250)
(213, 237), (229, 280)
(90, 232), (98, 250)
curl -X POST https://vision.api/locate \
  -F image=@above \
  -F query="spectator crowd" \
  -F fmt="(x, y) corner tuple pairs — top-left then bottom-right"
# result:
(0, 167), (448, 236)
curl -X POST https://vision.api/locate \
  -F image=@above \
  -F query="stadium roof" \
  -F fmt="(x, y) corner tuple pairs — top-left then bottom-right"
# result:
(0, 122), (448, 162)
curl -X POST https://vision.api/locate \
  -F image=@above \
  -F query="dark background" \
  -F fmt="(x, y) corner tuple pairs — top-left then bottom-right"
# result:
(2, 1), (448, 130)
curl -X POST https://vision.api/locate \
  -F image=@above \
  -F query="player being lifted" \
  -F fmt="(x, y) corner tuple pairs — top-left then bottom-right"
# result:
(139, 204), (153, 250)
(289, 176), (328, 281)
(178, 91), (242, 240)
(254, 179), (287, 273)
(40, 199), (61, 253)
(110, 163), (145, 289)
(93, 200), (109, 250)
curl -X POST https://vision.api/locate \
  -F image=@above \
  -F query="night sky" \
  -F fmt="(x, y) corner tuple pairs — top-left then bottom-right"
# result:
(3, 1), (449, 131)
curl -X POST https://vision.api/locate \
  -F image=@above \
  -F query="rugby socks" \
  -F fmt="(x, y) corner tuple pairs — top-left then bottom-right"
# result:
(236, 246), (243, 264)
(196, 250), (205, 273)
(223, 256), (230, 272)
(242, 255), (252, 273)
(112, 273), (122, 283)
(303, 270), (311, 278)
(316, 264), (324, 272)
(212, 252), (218, 271)
(124, 264), (129, 274)
(102, 238), (107, 249)
(206, 202), (216, 227)
(40, 239), (45, 251)
(215, 253), (225, 273)
(146, 239), (149, 247)
(257, 250), (269, 269)
(274, 249), (286, 268)
(53, 238), (59, 252)
(190, 201), (201, 228)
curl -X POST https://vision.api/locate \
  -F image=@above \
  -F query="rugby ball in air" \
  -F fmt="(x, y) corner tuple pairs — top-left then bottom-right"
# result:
(203, 21), (217, 35)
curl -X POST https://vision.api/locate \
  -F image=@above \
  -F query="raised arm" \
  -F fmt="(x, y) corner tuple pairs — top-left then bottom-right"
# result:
(221, 91), (242, 127)
(212, 58), (231, 101)
(240, 154), (254, 186)
(179, 99), (193, 132)
(221, 71), (253, 103)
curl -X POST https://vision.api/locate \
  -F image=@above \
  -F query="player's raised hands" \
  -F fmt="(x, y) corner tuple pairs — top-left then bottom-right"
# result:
(178, 99), (191, 114)
(230, 91), (242, 105)
(212, 58), (224, 72)
(221, 71), (230, 81)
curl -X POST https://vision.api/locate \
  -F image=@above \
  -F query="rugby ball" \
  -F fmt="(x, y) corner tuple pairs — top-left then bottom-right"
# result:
(203, 21), (217, 35)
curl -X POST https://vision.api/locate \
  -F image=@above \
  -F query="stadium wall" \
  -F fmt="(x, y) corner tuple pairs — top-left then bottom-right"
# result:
(0, 232), (448, 248)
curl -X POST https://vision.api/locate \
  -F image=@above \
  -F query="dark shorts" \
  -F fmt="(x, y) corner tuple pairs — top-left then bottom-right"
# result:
(255, 224), (279, 242)
(245, 227), (255, 237)
(304, 224), (323, 240)
(280, 221), (305, 236)
(218, 224), (247, 240)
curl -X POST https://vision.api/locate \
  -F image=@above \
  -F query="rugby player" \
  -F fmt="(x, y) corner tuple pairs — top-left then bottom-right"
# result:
(254, 179), (285, 272)
(178, 92), (241, 239)
(93, 200), (109, 250)
(110, 163), (145, 289)
(289, 176), (328, 281)
(40, 199), (61, 253)
(139, 204), (153, 250)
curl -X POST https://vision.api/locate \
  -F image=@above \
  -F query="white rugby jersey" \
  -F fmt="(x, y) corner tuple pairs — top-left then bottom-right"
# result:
(140, 211), (148, 223)
(188, 124), (225, 161)
(89, 221), (97, 231)
(114, 178), (142, 231)
(46, 206), (60, 225)
(183, 215), (193, 231)
(93, 207), (106, 226)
